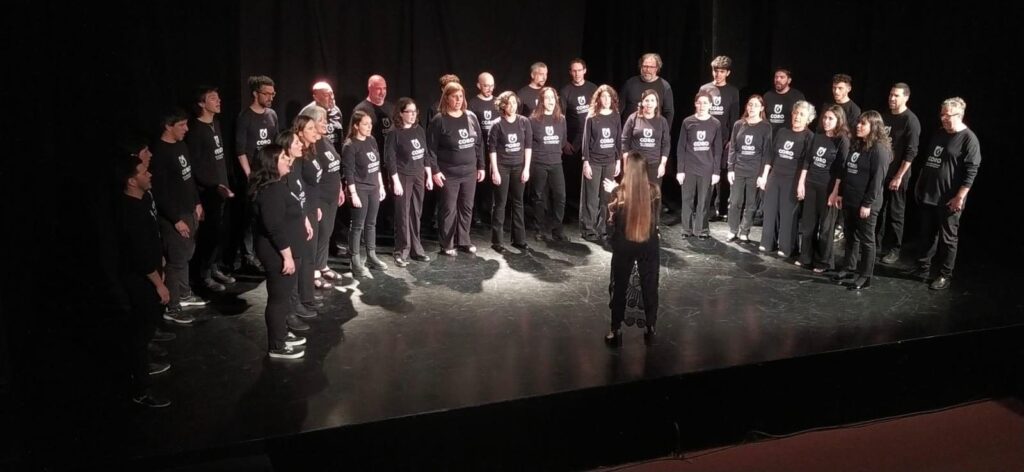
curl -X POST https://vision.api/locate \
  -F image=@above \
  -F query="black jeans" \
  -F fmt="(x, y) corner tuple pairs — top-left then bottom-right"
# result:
(609, 234), (659, 331)
(761, 173), (799, 255)
(120, 275), (162, 394)
(530, 162), (566, 237)
(256, 235), (298, 350)
(728, 175), (758, 236)
(916, 203), (962, 278)
(580, 161), (615, 239)
(799, 181), (839, 269)
(842, 206), (879, 279)
(350, 186), (381, 257)
(394, 174), (426, 258)
(196, 188), (228, 279)
(159, 214), (197, 304)
(491, 163), (527, 246)
(680, 173), (713, 236)
(878, 169), (911, 252)
(316, 198), (338, 269)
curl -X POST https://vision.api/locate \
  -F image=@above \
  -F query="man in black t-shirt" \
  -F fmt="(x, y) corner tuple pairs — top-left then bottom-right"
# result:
(468, 72), (499, 227)
(824, 74), (862, 129)
(300, 81), (344, 145)
(702, 56), (740, 221)
(230, 75), (278, 271)
(620, 53), (675, 127)
(560, 58), (598, 220)
(764, 68), (805, 132)
(353, 75), (395, 151)
(879, 82), (921, 264)
(517, 62), (547, 116)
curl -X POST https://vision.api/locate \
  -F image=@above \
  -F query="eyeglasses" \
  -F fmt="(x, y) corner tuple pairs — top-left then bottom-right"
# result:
(258, 91), (277, 97)
(940, 112), (962, 118)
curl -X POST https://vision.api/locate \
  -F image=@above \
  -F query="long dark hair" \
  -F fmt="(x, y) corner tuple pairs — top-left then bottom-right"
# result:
(819, 104), (850, 139)
(248, 143), (285, 200)
(530, 86), (564, 121)
(854, 110), (890, 151)
(609, 152), (660, 243)
(345, 110), (372, 144)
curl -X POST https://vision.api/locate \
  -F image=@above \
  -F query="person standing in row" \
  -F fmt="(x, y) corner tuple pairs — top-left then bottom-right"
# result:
(726, 95), (772, 242)
(354, 75), (396, 244)
(560, 58), (598, 219)
(878, 82), (921, 264)
(299, 106), (345, 287)
(300, 81), (344, 145)
(604, 151), (661, 346)
(910, 97), (981, 290)
(621, 53), (675, 127)
(427, 82), (485, 256)
(530, 87), (569, 241)
(676, 91), (722, 239)
(250, 142), (310, 359)
(703, 55), (740, 222)
(343, 111), (389, 277)
(469, 72), (499, 228)
(824, 74), (861, 136)
(764, 68), (805, 133)
(488, 91), (533, 253)
(758, 101), (815, 257)
(517, 62), (548, 117)
(831, 111), (890, 290)
(385, 97), (434, 267)
(233, 75), (278, 272)
(797, 105), (849, 272)
(579, 85), (621, 242)
(186, 85), (236, 293)
(292, 115), (327, 320)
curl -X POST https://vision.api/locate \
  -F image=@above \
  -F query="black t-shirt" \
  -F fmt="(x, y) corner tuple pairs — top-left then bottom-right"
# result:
(150, 139), (199, 223)
(353, 99), (395, 151)
(427, 112), (484, 179)
(488, 116), (533, 167)
(621, 112), (671, 165)
(517, 85), (543, 117)
(300, 101), (344, 146)
(315, 138), (342, 206)
(701, 82), (740, 141)
(384, 126), (431, 177)
(468, 96), (500, 142)
(841, 142), (890, 209)
(560, 81), (598, 149)
(764, 88), (806, 131)
(768, 128), (814, 178)
(824, 100), (862, 128)
(728, 120), (773, 178)
(341, 137), (382, 191)
(582, 113), (622, 165)
(297, 154), (320, 217)
(118, 192), (162, 279)
(185, 118), (228, 190)
(255, 178), (305, 253)
(804, 133), (848, 187)
(883, 108), (922, 178)
(915, 128), (981, 206)
(530, 114), (567, 165)
(620, 76), (675, 126)
(235, 107), (278, 161)
(677, 115), (723, 177)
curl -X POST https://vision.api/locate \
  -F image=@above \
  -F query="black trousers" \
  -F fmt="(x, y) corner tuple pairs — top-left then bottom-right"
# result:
(159, 214), (197, 304)
(121, 276), (161, 394)
(710, 165), (731, 217)
(394, 173), (426, 258)
(491, 163), (526, 246)
(609, 234), (659, 331)
(292, 210), (315, 307)
(878, 170), (911, 252)
(799, 181), (839, 269)
(680, 173), (713, 236)
(350, 186), (381, 257)
(728, 175), (758, 236)
(761, 174), (799, 255)
(530, 162), (566, 237)
(579, 161), (615, 239)
(841, 206), (879, 279)
(439, 174), (476, 250)
(315, 198), (338, 269)
(916, 203), (962, 278)
(256, 235), (296, 350)
(226, 176), (256, 268)
(473, 168), (492, 224)
(196, 188), (227, 279)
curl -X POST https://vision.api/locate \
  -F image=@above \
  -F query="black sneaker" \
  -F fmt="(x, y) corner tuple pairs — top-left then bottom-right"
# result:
(212, 269), (236, 284)
(163, 306), (195, 325)
(179, 294), (209, 307)
(881, 249), (900, 264)
(148, 362), (170, 375)
(929, 276), (951, 290)
(285, 332), (306, 347)
(411, 254), (431, 262)
(269, 345), (306, 359)
(203, 278), (226, 293)
(152, 330), (176, 342)
(132, 390), (171, 408)
(148, 342), (168, 358)
(286, 313), (310, 331)
(294, 304), (319, 319)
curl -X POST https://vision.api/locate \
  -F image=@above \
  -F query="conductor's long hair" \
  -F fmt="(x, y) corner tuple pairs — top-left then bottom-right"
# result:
(610, 151), (660, 243)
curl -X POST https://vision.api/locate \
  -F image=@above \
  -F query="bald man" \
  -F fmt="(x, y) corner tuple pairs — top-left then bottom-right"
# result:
(300, 81), (344, 145)
(468, 72), (500, 227)
(352, 75), (395, 151)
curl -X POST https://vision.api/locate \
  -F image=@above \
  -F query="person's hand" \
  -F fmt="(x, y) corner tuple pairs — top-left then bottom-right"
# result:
(477, 169), (486, 182)
(603, 178), (619, 193)
(338, 189), (346, 206)
(582, 161), (593, 180)
(614, 161), (621, 177)
(393, 179), (404, 197)
(217, 184), (235, 198)
(282, 255), (296, 275)
(727, 171), (735, 185)
(859, 206), (870, 219)
(492, 168), (502, 186)
(425, 172), (434, 191)
(174, 220), (191, 238)
(379, 186), (386, 201)
(711, 174), (720, 186)
(351, 193), (363, 208)
(657, 162), (666, 178)
(433, 172), (446, 188)
(317, 207), (323, 222)
(195, 204), (204, 222)
(828, 193), (841, 208)
(155, 283), (170, 305)
(888, 176), (902, 191)
(796, 184), (805, 201)
(521, 168), (530, 183)
(675, 173), (685, 186)
(948, 195), (966, 213)
(756, 176), (767, 190)
(305, 217), (314, 240)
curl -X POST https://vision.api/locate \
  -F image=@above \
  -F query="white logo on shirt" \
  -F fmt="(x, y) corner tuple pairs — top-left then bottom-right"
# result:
(459, 129), (469, 139)
(178, 155), (188, 168)
(850, 152), (860, 163)
(545, 126), (554, 136)
(508, 133), (518, 144)
(367, 151), (378, 162)
(642, 128), (653, 138)
(696, 130), (706, 142)
(411, 139), (422, 150)
(884, 125), (892, 135)
(484, 110), (492, 120)
(602, 128), (611, 139)
(577, 96), (586, 106)
(744, 135), (753, 145)
(933, 146), (943, 157)
(259, 129), (268, 140)
(783, 141), (793, 151)
(713, 96), (721, 106)
(214, 135), (221, 147)
(325, 151), (336, 161)
(816, 147), (826, 157)
(381, 117), (392, 129)
(774, 104), (783, 114)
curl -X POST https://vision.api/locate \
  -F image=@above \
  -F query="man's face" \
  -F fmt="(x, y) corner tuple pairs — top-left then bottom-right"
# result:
(167, 120), (188, 142)
(940, 106), (963, 133)
(313, 86), (335, 108)
(640, 58), (659, 81)
(773, 72), (791, 92)
(132, 162), (152, 192)
(712, 68), (730, 85)
(256, 85), (276, 107)
(369, 79), (387, 103)
(832, 82), (851, 103)
(531, 67), (548, 87)
(477, 75), (494, 98)
(888, 88), (908, 112)
(570, 62), (586, 84)
(200, 91), (221, 115)
(695, 96), (711, 115)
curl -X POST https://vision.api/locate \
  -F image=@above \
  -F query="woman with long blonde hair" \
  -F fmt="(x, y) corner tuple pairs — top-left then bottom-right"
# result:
(603, 151), (661, 345)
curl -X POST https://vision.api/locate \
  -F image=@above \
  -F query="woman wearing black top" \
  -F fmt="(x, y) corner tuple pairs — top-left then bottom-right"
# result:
(726, 95), (772, 242)
(529, 86), (569, 241)
(758, 101), (815, 257)
(621, 89), (671, 185)
(343, 110), (389, 278)
(798, 105), (849, 272)
(603, 151), (661, 346)
(428, 82), (486, 256)
(293, 115), (326, 302)
(386, 97), (434, 267)
(487, 91), (533, 252)
(250, 139), (312, 359)
(579, 84), (621, 242)
(831, 111), (890, 290)
(300, 106), (346, 286)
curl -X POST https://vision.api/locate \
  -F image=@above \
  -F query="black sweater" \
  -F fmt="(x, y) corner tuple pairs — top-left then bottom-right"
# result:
(255, 178), (305, 253)
(384, 126), (431, 177)
(915, 128), (981, 206)
(315, 138), (342, 206)
(185, 118), (228, 190)
(840, 141), (890, 210)
(677, 115), (723, 178)
(621, 113), (671, 165)
(883, 108), (922, 179)
(582, 113), (622, 165)
(488, 116), (532, 167)
(804, 133), (848, 187)
(728, 120), (773, 178)
(118, 193), (162, 279)
(768, 128), (814, 178)
(341, 137), (382, 191)
(427, 112), (484, 179)
(150, 139), (199, 224)
(529, 114), (567, 165)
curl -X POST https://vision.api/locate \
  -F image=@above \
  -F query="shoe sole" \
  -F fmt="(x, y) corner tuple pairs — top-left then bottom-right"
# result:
(162, 315), (194, 325)
(269, 351), (305, 359)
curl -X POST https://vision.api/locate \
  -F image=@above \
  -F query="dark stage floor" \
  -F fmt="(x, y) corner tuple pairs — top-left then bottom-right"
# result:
(10, 219), (1024, 470)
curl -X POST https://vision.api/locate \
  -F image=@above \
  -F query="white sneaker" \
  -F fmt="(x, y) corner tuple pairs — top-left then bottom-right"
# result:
(285, 332), (306, 347)
(268, 345), (305, 359)
(726, 232), (736, 240)
(179, 294), (209, 307)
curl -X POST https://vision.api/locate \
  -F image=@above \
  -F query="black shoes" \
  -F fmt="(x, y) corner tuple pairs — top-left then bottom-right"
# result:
(929, 276), (951, 290)
(148, 362), (170, 376)
(268, 345), (305, 359)
(604, 330), (622, 347)
(410, 254), (432, 262)
(511, 242), (531, 252)
(294, 304), (319, 319)
(847, 277), (872, 291)
(831, 270), (856, 282)
(491, 244), (507, 253)
(880, 249), (900, 264)
(133, 390), (171, 408)
(286, 313), (310, 331)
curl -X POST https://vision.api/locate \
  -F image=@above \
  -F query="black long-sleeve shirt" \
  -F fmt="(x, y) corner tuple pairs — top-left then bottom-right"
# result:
(235, 107), (278, 160)
(488, 116), (532, 167)
(841, 141), (890, 209)
(582, 113), (621, 165)
(529, 114), (567, 165)
(767, 128), (814, 178)
(621, 113), (671, 165)
(883, 108), (921, 179)
(150, 139), (199, 224)
(467, 96), (500, 143)
(341, 137), (382, 191)
(677, 115), (723, 178)
(915, 128), (981, 206)
(427, 112), (484, 179)
(118, 192), (162, 279)
(608, 185), (661, 246)
(728, 120), (773, 178)
(560, 81), (598, 150)
(516, 85), (543, 117)
(315, 138), (342, 207)
(764, 88), (805, 131)
(254, 178), (305, 253)
(385, 126), (431, 177)
(620, 76), (674, 126)
(702, 82), (740, 141)
(804, 133), (848, 187)
(185, 118), (228, 190)
(353, 99), (395, 151)
(297, 154), (320, 217)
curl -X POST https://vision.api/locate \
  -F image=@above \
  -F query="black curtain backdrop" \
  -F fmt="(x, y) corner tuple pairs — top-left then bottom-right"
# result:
(8, 0), (1023, 421)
